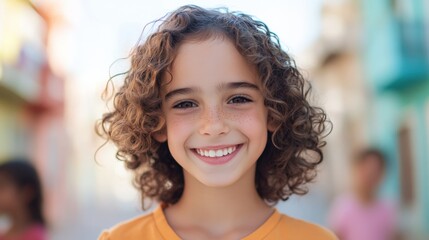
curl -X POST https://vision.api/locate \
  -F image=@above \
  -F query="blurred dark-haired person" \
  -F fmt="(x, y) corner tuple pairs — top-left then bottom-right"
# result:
(0, 159), (47, 240)
(328, 148), (398, 240)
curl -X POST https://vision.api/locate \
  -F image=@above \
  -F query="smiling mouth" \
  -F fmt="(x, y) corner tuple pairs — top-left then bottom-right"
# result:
(193, 145), (239, 158)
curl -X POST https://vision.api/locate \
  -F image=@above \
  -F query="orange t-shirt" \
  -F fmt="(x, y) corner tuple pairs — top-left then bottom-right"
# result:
(99, 205), (338, 240)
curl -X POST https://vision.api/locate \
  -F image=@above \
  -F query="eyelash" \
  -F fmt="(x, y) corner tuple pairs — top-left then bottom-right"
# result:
(173, 101), (197, 109)
(228, 95), (252, 104)
(172, 96), (252, 109)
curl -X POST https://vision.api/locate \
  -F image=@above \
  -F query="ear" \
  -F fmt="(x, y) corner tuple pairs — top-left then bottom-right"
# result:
(153, 117), (167, 142)
(21, 185), (35, 204)
(267, 121), (276, 132)
(267, 114), (277, 132)
(153, 131), (167, 143)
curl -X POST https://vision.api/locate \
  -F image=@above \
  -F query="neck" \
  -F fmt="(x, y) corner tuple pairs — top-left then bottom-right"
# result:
(6, 207), (34, 235)
(355, 186), (377, 205)
(165, 165), (272, 234)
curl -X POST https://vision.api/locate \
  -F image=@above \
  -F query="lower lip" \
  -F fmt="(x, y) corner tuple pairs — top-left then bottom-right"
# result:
(192, 145), (242, 165)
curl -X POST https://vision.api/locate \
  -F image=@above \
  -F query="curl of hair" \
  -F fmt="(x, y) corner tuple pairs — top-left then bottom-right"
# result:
(96, 5), (331, 208)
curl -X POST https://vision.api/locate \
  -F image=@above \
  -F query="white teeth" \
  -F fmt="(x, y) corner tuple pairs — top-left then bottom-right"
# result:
(195, 146), (238, 158)
(227, 147), (236, 154)
(209, 150), (215, 157)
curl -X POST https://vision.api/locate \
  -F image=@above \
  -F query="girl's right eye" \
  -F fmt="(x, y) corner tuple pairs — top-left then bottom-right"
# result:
(173, 101), (197, 109)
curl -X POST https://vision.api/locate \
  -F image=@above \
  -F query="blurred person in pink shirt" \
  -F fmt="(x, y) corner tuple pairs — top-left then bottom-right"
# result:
(0, 159), (47, 240)
(328, 148), (398, 240)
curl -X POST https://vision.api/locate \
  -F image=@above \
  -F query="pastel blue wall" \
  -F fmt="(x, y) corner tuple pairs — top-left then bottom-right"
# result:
(361, 0), (429, 235)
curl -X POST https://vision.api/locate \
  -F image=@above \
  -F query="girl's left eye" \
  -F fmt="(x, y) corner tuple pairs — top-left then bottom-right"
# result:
(173, 101), (197, 109)
(228, 96), (252, 104)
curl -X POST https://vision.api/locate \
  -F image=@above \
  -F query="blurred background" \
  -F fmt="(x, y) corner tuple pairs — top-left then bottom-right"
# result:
(0, 0), (428, 239)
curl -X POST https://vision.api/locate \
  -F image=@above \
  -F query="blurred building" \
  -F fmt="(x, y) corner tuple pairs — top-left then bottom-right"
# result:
(293, 0), (367, 199)
(0, 0), (68, 230)
(304, 0), (428, 239)
(361, 0), (429, 238)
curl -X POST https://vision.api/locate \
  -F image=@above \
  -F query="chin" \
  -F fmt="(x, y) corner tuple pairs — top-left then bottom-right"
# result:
(194, 171), (245, 188)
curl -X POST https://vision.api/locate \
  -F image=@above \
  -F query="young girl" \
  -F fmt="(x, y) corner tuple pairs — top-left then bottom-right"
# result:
(98, 5), (335, 240)
(0, 159), (47, 240)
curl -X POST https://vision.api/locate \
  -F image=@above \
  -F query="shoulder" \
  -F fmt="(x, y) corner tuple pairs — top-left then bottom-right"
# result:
(380, 198), (397, 212)
(378, 198), (398, 221)
(331, 194), (356, 210)
(277, 213), (338, 240)
(22, 224), (47, 240)
(98, 210), (158, 240)
(329, 193), (358, 220)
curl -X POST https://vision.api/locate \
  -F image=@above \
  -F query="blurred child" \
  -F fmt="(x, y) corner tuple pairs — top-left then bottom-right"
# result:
(98, 5), (335, 240)
(0, 159), (47, 240)
(328, 148), (397, 240)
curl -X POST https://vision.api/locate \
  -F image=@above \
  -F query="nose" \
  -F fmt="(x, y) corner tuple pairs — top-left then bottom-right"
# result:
(198, 106), (230, 136)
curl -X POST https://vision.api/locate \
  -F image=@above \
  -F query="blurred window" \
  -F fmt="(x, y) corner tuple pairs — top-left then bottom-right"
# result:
(398, 125), (415, 206)
(390, 0), (428, 70)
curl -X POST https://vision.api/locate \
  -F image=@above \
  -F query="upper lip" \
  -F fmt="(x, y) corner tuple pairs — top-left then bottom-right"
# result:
(192, 144), (240, 150)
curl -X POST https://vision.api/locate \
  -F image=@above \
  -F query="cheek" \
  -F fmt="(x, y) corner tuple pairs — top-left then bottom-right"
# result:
(0, 186), (20, 211)
(231, 108), (268, 135)
(166, 115), (195, 137)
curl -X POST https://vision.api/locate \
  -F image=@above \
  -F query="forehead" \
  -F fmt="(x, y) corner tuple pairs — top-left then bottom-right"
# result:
(0, 173), (13, 186)
(162, 38), (259, 90)
(356, 155), (385, 169)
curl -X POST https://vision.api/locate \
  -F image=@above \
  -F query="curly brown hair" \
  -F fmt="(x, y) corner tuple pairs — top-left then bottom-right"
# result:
(97, 5), (331, 208)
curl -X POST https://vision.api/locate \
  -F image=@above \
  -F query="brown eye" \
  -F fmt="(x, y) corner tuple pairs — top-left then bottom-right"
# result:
(228, 96), (252, 104)
(173, 101), (198, 109)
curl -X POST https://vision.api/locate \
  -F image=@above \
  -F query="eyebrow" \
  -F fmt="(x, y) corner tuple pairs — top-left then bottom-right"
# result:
(164, 81), (259, 101)
(219, 81), (259, 91)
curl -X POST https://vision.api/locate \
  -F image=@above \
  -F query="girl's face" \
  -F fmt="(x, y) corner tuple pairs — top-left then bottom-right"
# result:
(158, 37), (271, 187)
(0, 174), (24, 214)
(353, 156), (384, 194)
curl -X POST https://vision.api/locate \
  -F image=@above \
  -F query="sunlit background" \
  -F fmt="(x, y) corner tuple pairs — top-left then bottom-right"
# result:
(0, 0), (428, 239)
